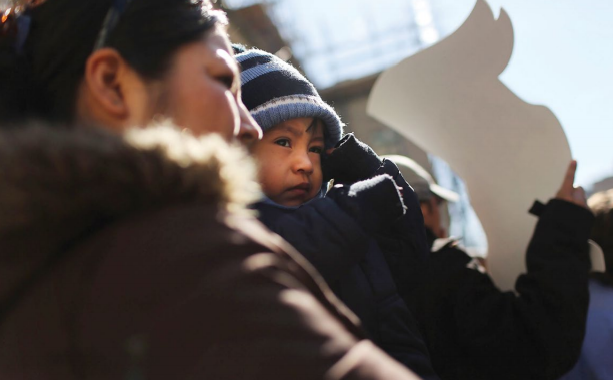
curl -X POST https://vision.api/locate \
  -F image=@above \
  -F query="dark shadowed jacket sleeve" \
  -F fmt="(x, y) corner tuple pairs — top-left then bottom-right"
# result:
(416, 199), (593, 380)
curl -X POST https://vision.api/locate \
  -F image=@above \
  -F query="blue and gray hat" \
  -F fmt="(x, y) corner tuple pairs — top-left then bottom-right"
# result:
(234, 47), (344, 149)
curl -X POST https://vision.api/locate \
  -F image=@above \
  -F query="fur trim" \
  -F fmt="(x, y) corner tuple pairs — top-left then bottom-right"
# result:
(0, 121), (261, 240)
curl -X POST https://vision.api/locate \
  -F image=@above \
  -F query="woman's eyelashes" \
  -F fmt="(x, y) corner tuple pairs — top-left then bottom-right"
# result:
(215, 74), (236, 90)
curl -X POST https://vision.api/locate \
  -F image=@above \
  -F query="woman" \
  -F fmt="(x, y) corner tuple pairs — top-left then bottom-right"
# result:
(0, 0), (419, 378)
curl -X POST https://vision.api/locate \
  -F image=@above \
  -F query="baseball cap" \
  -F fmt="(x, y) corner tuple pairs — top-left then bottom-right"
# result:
(383, 154), (460, 203)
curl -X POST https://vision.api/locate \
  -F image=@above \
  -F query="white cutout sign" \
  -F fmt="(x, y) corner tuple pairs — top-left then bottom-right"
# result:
(367, 0), (572, 290)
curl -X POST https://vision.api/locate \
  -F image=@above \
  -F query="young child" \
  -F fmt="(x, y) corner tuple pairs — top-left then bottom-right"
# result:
(234, 46), (437, 380)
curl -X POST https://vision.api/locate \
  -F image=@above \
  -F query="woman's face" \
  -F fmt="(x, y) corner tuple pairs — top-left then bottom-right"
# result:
(157, 25), (261, 142)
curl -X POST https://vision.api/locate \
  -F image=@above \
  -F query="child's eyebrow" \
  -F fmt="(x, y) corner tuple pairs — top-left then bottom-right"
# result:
(275, 120), (323, 138)
(310, 135), (324, 142)
(306, 118), (318, 131)
(278, 124), (302, 137)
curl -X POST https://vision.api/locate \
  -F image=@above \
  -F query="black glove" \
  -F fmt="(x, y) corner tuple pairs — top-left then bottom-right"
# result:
(327, 174), (406, 234)
(322, 133), (383, 184)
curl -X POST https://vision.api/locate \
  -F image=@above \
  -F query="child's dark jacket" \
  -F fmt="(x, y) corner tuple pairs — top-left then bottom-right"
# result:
(254, 134), (438, 379)
(255, 195), (437, 380)
(322, 134), (432, 308)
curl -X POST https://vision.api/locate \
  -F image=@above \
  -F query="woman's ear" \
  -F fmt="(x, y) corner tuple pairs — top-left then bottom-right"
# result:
(77, 48), (153, 131)
(83, 48), (130, 118)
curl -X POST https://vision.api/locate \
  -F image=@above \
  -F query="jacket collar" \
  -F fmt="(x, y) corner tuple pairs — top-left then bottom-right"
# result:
(0, 122), (260, 303)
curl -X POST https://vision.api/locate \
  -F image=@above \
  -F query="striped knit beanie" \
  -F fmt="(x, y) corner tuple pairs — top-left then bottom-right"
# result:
(234, 47), (344, 149)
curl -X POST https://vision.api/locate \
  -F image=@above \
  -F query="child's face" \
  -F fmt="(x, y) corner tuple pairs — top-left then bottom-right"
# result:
(251, 117), (324, 206)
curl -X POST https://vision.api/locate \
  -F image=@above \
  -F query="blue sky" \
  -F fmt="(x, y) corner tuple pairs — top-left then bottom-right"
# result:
(226, 0), (613, 188)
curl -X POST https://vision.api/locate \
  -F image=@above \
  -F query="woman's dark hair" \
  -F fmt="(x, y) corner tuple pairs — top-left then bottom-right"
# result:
(0, 0), (224, 124)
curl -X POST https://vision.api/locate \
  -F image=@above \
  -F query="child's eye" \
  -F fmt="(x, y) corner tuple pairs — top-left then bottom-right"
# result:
(309, 146), (323, 154)
(274, 138), (291, 148)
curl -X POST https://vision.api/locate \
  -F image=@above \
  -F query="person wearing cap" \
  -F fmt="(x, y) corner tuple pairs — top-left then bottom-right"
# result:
(234, 45), (439, 380)
(383, 155), (460, 245)
(387, 156), (594, 380)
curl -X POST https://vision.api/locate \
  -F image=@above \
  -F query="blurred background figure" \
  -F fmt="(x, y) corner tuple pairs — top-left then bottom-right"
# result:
(387, 156), (594, 380)
(560, 189), (613, 380)
(383, 155), (459, 243)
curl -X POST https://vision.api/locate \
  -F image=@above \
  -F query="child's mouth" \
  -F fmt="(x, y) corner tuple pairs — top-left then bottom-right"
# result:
(287, 183), (310, 195)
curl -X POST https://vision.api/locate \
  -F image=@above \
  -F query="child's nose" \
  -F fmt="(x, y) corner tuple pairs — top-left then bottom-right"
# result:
(293, 152), (314, 174)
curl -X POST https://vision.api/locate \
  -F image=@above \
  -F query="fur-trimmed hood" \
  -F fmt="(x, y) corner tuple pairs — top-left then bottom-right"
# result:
(0, 122), (261, 303)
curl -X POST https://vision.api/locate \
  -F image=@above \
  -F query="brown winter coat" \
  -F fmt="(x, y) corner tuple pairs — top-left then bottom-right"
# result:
(0, 124), (420, 379)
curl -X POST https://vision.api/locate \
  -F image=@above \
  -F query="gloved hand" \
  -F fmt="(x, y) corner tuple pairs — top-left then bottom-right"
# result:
(322, 133), (383, 184)
(327, 174), (406, 234)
